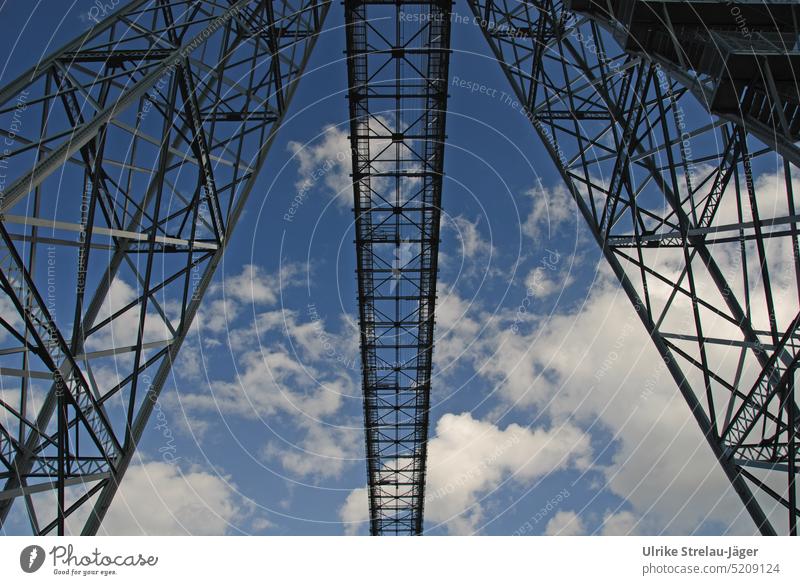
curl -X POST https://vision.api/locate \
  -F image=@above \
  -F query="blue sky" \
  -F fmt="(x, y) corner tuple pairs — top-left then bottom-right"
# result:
(0, 0), (765, 536)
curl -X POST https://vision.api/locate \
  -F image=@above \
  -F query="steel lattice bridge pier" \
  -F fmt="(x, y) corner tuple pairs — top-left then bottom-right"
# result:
(0, 0), (330, 535)
(0, 0), (798, 535)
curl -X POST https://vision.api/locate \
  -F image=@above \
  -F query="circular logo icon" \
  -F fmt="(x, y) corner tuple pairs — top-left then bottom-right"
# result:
(20, 545), (46, 573)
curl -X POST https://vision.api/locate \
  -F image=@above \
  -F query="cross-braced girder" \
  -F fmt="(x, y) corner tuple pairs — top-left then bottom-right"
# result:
(345, 0), (452, 535)
(0, 0), (329, 535)
(467, 0), (800, 534)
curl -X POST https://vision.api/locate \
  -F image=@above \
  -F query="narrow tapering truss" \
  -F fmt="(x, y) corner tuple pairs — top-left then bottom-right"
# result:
(467, 0), (799, 534)
(345, 0), (451, 534)
(0, 0), (329, 535)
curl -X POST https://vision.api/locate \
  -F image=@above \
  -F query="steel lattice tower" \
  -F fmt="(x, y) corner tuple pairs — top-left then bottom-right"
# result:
(466, 0), (800, 534)
(0, 0), (329, 535)
(1, 0), (798, 536)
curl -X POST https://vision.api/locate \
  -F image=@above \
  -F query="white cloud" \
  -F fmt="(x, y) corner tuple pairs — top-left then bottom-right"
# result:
(263, 422), (362, 480)
(470, 269), (760, 534)
(433, 289), (483, 369)
(172, 338), (207, 381)
(24, 461), (265, 535)
(423, 413), (592, 534)
(95, 461), (263, 535)
(179, 348), (347, 420)
(287, 118), (405, 209)
(195, 297), (239, 336)
(600, 510), (640, 535)
(444, 215), (495, 266)
(515, 170), (800, 534)
(172, 263), (365, 486)
(413, 168), (800, 535)
(385, 267), (730, 536)
(339, 486), (370, 535)
(545, 510), (586, 535)
(174, 263), (358, 418)
(522, 181), (576, 240)
(0, 294), (21, 344)
(524, 265), (574, 299)
(221, 262), (302, 307)
(250, 308), (360, 368)
(337, 413), (591, 535)
(0, 382), (48, 444)
(287, 124), (352, 206)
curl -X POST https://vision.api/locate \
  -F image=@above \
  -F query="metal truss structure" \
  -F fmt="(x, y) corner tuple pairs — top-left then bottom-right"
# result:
(467, 0), (799, 534)
(345, 0), (451, 534)
(1, 0), (798, 537)
(0, 0), (329, 535)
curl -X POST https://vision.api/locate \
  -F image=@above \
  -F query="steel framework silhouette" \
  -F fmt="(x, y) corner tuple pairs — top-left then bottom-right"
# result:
(0, 0), (329, 535)
(0, 0), (798, 535)
(467, 0), (800, 535)
(345, 0), (451, 535)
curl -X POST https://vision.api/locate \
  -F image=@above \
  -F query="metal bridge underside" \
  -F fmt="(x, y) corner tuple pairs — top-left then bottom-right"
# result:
(345, 0), (451, 534)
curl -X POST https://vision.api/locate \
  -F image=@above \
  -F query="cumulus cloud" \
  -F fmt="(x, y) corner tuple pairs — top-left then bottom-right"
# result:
(23, 461), (265, 535)
(599, 510), (640, 536)
(345, 269), (736, 535)
(171, 264), (366, 484)
(177, 286), (359, 426)
(424, 413), (591, 534)
(450, 215), (493, 257)
(287, 124), (352, 206)
(524, 265), (575, 300)
(473, 171), (800, 533)
(179, 348), (348, 420)
(417, 167), (800, 534)
(190, 262), (304, 345)
(335, 412), (592, 535)
(545, 510), (586, 535)
(221, 262), (303, 307)
(433, 288), (483, 369)
(522, 181), (576, 241)
(95, 461), (265, 535)
(339, 486), (370, 535)
(263, 422), (362, 481)
(0, 382), (48, 451)
(286, 117), (410, 212)
(0, 294), (21, 344)
(444, 268), (760, 534)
